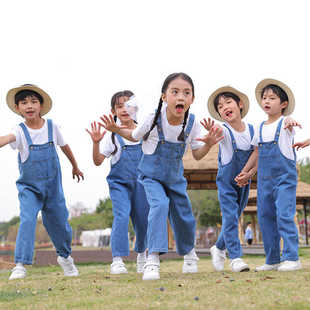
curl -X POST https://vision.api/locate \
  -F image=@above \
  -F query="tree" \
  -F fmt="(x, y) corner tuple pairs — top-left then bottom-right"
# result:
(299, 157), (310, 184)
(187, 190), (221, 227)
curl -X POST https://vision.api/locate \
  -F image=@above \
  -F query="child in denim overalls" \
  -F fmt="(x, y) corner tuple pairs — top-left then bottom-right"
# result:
(87, 91), (149, 274)
(100, 73), (223, 280)
(236, 79), (302, 272)
(202, 86), (254, 272)
(0, 84), (84, 280)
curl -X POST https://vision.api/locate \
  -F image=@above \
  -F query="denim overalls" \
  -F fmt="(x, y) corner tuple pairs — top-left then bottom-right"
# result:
(15, 120), (72, 264)
(257, 118), (299, 264)
(107, 134), (149, 257)
(216, 123), (254, 259)
(138, 113), (196, 255)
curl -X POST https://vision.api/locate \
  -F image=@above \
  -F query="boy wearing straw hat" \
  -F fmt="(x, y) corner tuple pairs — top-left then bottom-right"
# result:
(0, 84), (84, 280)
(202, 86), (254, 272)
(236, 79), (302, 272)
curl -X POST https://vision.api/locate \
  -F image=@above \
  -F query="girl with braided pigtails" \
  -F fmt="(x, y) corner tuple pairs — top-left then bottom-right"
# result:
(86, 91), (149, 275)
(100, 73), (223, 280)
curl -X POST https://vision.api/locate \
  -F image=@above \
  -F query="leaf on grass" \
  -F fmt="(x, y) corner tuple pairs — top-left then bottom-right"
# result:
(216, 280), (222, 283)
(246, 279), (252, 283)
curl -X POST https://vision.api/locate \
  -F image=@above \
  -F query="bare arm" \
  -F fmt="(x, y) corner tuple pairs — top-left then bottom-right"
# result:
(192, 126), (224, 160)
(0, 134), (16, 148)
(60, 144), (84, 182)
(86, 122), (106, 166)
(293, 138), (310, 150)
(235, 147), (258, 186)
(99, 114), (138, 142)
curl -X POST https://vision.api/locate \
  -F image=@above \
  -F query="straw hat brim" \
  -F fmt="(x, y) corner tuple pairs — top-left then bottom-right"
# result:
(6, 84), (52, 116)
(255, 79), (295, 116)
(207, 86), (250, 122)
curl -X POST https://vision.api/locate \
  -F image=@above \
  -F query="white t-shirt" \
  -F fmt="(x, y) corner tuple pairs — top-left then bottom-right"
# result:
(100, 132), (141, 165)
(219, 122), (253, 165)
(132, 108), (204, 154)
(10, 119), (66, 163)
(251, 117), (295, 160)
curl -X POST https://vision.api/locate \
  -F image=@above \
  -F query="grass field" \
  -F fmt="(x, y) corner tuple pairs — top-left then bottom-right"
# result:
(1, 250), (310, 310)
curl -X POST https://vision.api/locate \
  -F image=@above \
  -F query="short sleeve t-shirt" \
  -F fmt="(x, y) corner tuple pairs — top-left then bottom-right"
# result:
(251, 117), (295, 160)
(10, 119), (66, 163)
(219, 122), (253, 165)
(132, 108), (204, 154)
(100, 132), (141, 165)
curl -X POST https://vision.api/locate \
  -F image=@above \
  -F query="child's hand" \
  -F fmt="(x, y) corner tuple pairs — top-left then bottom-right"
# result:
(200, 118), (215, 132)
(98, 114), (127, 133)
(293, 138), (310, 150)
(196, 126), (224, 147)
(284, 117), (302, 131)
(235, 171), (251, 187)
(72, 167), (84, 183)
(86, 122), (106, 143)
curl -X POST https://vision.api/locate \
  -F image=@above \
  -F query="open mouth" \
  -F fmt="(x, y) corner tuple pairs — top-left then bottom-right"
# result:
(175, 104), (185, 113)
(225, 110), (233, 117)
(264, 105), (271, 111)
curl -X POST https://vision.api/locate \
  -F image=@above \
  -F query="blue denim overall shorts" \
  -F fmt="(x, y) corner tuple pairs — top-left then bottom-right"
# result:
(257, 118), (299, 264)
(138, 113), (196, 255)
(215, 123), (254, 259)
(15, 119), (72, 264)
(106, 134), (149, 257)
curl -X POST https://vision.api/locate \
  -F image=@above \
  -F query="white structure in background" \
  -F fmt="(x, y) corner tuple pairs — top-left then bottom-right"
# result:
(80, 228), (112, 247)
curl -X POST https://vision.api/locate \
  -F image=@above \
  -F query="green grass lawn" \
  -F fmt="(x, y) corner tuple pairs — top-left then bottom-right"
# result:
(1, 252), (310, 310)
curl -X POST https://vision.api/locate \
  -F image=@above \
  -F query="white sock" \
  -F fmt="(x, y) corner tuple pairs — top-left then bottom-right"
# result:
(184, 248), (197, 259)
(113, 256), (123, 263)
(137, 251), (146, 261)
(16, 263), (24, 268)
(147, 253), (159, 264)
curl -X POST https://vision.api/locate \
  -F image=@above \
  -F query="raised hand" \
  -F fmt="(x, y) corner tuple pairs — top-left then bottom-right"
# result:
(98, 114), (127, 133)
(86, 122), (106, 143)
(196, 126), (224, 147)
(293, 138), (310, 150)
(284, 117), (302, 130)
(200, 118), (215, 131)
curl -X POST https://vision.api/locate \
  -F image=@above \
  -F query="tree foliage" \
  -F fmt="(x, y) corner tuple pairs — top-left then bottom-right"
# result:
(187, 190), (221, 227)
(299, 157), (310, 184)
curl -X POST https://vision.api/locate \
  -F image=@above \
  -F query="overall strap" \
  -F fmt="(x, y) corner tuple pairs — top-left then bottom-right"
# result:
(19, 123), (33, 146)
(274, 118), (283, 143)
(115, 133), (125, 148)
(248, 124), (254, 150)
(259, 121), (265, 143)
(184, 114), (195, 141)
(223, 124), (237, 151)
(156, 112), (165, 141)
(47, 119), (53, 142)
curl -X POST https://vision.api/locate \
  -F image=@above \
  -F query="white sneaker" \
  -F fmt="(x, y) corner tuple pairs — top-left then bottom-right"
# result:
(57, 256), (79, 277)
(230, 258), (250, 272)
(183, 251), (199, 273)
(210, 245), (226, 271)
(255, 263), (279, 272)
(9, 265), (26, 280)
(142, 262), (160, 280)
(278, 260), (302, 272)
(110, 261), (128, 274)
(136, 256), (146, 274)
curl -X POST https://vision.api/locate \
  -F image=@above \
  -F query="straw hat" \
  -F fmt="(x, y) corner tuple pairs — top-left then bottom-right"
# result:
(6, 84), (52, 116)
(255, 78), (295, 116)
(207, 86), (249, 121)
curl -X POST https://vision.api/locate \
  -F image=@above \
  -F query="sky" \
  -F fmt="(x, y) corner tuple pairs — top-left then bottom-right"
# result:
(0, 0), (310, 221)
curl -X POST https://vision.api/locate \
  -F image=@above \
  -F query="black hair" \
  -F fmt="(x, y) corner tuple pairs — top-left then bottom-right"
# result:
(15, 90), (43, 106)
(143, 72), (194, 141)
(261, 84), (288, 114)
(110, 90), (135, 155)
(213, 92), (242, 117)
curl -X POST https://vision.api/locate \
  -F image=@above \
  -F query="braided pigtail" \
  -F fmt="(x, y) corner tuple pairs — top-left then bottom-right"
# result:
(177, 109), (189, 141)
(143, 98), (163, 141)
(111, 115), (118, 155)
